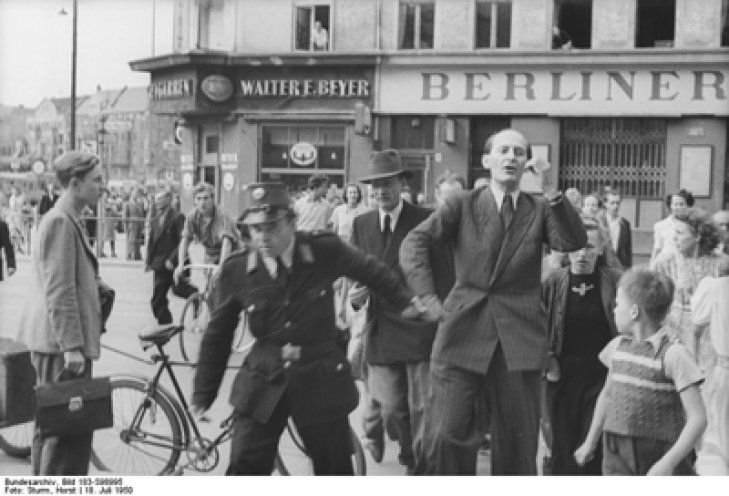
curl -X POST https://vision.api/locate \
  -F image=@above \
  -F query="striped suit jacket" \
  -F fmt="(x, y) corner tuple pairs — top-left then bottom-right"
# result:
(400, 187), (586, 373)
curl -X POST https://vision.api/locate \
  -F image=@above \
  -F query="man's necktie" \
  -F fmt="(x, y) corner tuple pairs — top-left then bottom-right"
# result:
(382, 214), (392, 246)
(275, 257), (288, 288)
(501, 194), (514, 230)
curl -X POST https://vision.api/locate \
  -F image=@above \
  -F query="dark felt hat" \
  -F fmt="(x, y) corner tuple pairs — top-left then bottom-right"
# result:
(240, 182), (292, 225)
(359, 149), (412, 183)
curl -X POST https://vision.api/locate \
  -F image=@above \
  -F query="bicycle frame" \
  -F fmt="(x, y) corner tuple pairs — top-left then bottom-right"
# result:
(112, 341), (234, 473)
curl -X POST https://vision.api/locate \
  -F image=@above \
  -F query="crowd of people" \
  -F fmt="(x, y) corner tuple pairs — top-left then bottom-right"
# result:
(8, 127), (729, 478)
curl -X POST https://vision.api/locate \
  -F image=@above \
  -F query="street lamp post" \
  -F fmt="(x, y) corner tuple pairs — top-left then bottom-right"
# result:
(60, 0), (78, 150)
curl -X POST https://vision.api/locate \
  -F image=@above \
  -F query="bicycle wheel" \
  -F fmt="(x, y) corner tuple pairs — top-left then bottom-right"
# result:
(0, 420), (33, 458)
(178, 292), (208, 362)
(91, 377), (184, 475)
(273, 424), (366, 475)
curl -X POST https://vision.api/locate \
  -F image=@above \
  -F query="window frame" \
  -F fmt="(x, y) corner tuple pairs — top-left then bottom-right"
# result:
(397, 0), (436, 50)
(293, 2), (333, 52)
(259, 123), (348, 176)
(474, 0), (512, 50)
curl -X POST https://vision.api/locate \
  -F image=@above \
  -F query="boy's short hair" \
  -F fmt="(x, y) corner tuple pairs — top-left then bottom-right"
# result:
(308, 174), (329, 189)
(618, 268), (674, 324)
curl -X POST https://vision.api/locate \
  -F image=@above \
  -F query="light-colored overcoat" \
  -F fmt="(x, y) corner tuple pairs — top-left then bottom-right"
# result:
(17, 201), (102, 359)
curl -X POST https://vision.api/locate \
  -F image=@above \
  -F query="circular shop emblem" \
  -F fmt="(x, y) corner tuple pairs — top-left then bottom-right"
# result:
(32, 160), (45, 174)
(290, 142), (317, 166)
(201, 75), (234, 103)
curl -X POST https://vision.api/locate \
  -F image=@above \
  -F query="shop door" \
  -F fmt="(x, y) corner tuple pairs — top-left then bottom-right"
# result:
(400, 153), (433, 205)
(558, 118), (667, 228)
(198, 130), (220, 197)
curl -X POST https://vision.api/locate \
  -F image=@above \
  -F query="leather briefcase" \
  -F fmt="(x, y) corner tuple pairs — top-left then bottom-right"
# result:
(35, 376), (113, 439)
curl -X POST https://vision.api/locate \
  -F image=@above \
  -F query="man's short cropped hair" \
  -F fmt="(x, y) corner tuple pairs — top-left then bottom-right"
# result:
(435, 170), (467, 191)
(308, 174), (329, 190)
(618, 268), (674, 325)
(54, 151), (100, 188)
(193, 182), (215, 198)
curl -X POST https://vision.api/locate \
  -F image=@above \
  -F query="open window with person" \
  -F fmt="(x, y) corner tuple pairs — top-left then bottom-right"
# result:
(553, 0), (592, 49)
(398, 1), (435, 49)
(295, 4), (331, 51)
(475, 0), (512, 49)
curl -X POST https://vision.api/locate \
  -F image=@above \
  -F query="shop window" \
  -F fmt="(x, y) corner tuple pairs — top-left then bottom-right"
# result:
(398, 1), (435, 49)
(392, 117), (435, 150)
(636, 0), (675, 48)
(261, 124), (345, 171)
(553, 0), (591, 49)
(475, 1), (511, 49)
(295, 5), (331, 51)
(559, 118), (667, 227)
(722, 0), (729, 46)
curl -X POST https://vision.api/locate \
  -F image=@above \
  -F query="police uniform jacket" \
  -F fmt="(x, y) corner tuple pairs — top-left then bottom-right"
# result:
(192, 231), (414, 427)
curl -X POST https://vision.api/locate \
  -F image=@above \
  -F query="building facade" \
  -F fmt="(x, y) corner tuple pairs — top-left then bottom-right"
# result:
(131, 0), (729, 258)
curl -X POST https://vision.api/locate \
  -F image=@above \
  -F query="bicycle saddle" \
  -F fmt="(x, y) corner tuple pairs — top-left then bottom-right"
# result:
(138, 324), (184, 345)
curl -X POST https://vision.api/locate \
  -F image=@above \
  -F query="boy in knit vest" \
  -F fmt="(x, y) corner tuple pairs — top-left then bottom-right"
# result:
(575, 268), (707, 475)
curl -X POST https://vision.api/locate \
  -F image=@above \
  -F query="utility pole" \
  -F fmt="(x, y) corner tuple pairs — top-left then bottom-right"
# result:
(70, 0), (78, 150)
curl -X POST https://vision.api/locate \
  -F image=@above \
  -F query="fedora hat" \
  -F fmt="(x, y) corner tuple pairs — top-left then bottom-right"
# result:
(359, 149), (413, 183)
(240, 182), (293, 225)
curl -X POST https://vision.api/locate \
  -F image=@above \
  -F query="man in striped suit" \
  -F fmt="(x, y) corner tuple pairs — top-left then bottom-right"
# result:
(400, 129), (586, 474)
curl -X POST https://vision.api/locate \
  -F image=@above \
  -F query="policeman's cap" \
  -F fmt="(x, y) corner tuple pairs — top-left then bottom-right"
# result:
(241, 182), (293, 225)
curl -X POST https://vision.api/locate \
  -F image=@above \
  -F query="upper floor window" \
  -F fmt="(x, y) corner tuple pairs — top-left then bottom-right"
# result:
(636, 0), (675, 48)
(295, 4), (331, 51)
(553, 0), (591, 49)
(721, 0), (729, 46)
(475, 1), (511, 48)
(197, 0), (226, 50)
(399, 1), (434, 49)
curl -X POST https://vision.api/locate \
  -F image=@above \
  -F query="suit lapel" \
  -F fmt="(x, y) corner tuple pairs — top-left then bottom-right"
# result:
(491, 193), (535, 284)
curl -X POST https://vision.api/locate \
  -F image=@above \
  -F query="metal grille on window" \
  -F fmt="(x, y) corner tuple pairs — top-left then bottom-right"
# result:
(558, 118), (667, 199)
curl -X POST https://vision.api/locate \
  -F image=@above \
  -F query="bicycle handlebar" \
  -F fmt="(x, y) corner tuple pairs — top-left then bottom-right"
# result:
(181, 264), (219, 271)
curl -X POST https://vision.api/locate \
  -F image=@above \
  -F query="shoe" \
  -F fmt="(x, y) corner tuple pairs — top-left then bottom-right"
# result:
(363, 438), (384, 463)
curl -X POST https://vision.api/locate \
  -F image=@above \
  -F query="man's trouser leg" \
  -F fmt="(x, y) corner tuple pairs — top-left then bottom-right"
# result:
(227, 399), (289, 475)
(485, 344), (541, 475)
(406, 360), (430, 472)
(297, 416), (355, 475)
(151, 269), (174, 324)
(360, 379), (384, 446)
(425, 360), (483, 474)
(31, 353), (93, 476)
(369, 362), (413, 468)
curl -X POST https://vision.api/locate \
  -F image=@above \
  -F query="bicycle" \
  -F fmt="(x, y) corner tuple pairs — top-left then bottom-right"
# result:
(177, 264), (254, 362)
(91, 323), (366, 475)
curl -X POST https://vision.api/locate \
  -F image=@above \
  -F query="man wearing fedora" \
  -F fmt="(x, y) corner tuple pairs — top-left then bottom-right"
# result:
(351, 150), (450, 474)
(191, 182), (428, 475)
(400, 128), (586, 474)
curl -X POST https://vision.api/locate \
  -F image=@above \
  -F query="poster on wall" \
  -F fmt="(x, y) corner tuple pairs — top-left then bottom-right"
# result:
(679, 145), (712, 197)
(183, 172), (194, 191)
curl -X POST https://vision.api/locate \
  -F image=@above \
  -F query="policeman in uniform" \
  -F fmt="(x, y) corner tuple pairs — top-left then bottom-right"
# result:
(191, 182), (427, 475)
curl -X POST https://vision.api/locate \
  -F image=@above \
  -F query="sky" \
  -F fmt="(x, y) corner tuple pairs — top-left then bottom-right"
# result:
(0, 0), (173, 108)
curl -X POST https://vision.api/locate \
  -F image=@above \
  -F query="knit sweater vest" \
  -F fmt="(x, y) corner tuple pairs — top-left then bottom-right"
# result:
(603, 334), (685, 443)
